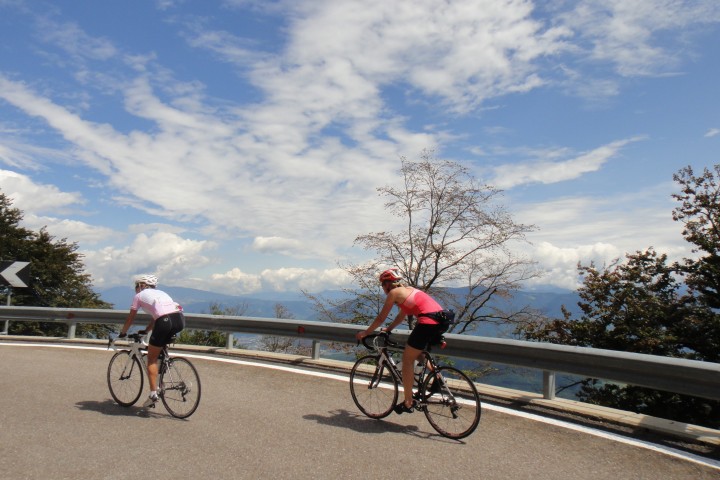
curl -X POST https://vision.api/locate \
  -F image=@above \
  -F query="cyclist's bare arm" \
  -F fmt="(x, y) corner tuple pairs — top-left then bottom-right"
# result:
(120, 309), (138, 335)
(385, 310), (407, 332)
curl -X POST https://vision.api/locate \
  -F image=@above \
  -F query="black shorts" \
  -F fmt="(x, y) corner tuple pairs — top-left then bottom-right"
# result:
(406, 322), (446, 350)
(149, 312), (185, 347)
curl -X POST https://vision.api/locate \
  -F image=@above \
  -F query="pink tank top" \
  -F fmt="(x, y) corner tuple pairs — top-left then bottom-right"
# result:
(398, 288), (443, 325)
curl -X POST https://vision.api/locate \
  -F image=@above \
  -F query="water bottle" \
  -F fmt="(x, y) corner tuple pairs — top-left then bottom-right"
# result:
(413, 362), (423, 386)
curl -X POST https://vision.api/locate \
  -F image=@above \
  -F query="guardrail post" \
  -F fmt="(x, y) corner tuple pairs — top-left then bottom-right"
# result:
(226, 333), (234, 350)
(312, 340), (321, 360)
(67, 322), (76, 340)
(543, 371), (556, 400)
(2, 288), (9, 333)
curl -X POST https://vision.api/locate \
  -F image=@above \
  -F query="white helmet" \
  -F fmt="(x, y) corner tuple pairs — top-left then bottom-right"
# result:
(134, 274), (158, 287)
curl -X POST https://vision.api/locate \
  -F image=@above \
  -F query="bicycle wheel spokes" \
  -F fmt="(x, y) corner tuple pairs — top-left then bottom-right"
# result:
(160, 357), (201, 419)
(107, 350), (144, 407)
(349, 355), (398, 419)
(422, 366), (481, 439)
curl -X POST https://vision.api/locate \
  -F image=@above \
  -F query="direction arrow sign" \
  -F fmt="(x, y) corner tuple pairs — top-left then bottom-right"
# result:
(0, 261), (31, 288)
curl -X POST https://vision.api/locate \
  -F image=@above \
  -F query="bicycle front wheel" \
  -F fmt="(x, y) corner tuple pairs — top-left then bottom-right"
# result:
(422, 366), (481, 439)
(349, 355), (398, 419)
(160, 357), (201, 419)
(107, 350), (144, 407)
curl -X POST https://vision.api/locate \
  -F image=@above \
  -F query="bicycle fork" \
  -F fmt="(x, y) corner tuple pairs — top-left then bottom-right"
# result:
(120, 353), (141, 381)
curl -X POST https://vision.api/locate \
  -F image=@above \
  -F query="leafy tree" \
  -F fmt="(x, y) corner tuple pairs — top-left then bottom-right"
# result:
(517, 165), (720, 428)
(671, 165), (720, 361)
(310, 150), (541, 334)
(521, 250), (689, 355)
(0, 191), (111, 338)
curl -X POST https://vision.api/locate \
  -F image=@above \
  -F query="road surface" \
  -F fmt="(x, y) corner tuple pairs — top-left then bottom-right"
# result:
(1, 342), (718, 480)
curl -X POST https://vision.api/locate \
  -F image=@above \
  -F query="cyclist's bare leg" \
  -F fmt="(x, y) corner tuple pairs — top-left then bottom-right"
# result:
(401, 345), (423, 408)
(146, 344), (162, 392)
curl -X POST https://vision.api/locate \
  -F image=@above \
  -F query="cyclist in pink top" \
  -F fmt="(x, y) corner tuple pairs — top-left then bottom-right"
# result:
(119, 274), (185, 408)
(356, 268), (447, 414)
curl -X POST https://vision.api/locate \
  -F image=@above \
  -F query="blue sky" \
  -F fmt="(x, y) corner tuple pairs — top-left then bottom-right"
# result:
(0, 0), (718, 295)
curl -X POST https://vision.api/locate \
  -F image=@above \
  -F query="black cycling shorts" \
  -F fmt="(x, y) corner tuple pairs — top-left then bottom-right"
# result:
(149, 312), (185, 347)
(406, 322), (446, 350)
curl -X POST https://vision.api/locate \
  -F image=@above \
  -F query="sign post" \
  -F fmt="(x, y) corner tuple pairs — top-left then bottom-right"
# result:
(0, 261), (31, 335)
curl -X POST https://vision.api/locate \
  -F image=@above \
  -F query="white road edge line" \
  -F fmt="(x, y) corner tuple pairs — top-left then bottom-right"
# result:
(3, 342), (719, 471)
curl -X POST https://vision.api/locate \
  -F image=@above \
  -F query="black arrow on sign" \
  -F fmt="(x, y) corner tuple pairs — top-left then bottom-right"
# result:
(0, 261), (31, 288)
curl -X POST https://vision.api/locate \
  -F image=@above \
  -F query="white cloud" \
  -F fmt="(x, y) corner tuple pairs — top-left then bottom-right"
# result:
(209, 267), (263, 294)
(705, 128), (720, 138)
(513, 184), (689, 290)
(82, 232), (215, 287)
(251, 236), (303, 255)
(0, 169), (83, 213)
(1, 1), (718, 295)
(0, 136), (75, 170)
(491, 136), (644, 189)
(558, 0), (720, 77)
(22, 214), (116, 244)
(36, 16), (118, 61)
(209, 266), (352, 294)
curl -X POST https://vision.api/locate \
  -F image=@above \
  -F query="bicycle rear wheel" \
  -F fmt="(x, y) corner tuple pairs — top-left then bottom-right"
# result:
(422, 366), (481, 439)
(349, 355), (398, 419)
(160, 357), (201, 419)
(107, 350), (144, 407)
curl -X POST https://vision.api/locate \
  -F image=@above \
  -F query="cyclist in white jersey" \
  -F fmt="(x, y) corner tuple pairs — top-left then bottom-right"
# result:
(119, 274), (185, 408)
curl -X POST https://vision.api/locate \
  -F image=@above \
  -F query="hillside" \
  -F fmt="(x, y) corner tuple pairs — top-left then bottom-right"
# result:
(98, 286), (319, 319)
(97, 285), (580, 323)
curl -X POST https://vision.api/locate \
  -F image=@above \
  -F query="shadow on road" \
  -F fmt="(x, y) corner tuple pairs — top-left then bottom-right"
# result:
(75, 399), (134, 415)
(75, 399), (166, 419)
(303, 408), (463, 444)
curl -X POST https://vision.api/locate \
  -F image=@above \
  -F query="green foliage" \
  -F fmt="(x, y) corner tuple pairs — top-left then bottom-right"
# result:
(576, 381), (717, 428)
(517, 165), (720, 429)
(176, 301), (248, 348)
(0, 191), (112, 338)
(176, 329), (227, 348)
(522, 249), (693, 355)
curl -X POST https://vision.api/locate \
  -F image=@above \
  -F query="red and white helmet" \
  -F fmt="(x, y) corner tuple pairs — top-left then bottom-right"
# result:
(378, 268), (402, 283)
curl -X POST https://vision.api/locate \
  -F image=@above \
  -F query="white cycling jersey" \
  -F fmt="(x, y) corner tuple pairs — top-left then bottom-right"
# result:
(130, 288), (181, 319)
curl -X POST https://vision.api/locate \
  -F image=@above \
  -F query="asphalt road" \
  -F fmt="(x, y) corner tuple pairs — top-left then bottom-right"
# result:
(1, 343), (718, 480)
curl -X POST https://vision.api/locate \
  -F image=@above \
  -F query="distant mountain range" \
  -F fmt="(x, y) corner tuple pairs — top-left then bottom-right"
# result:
(97, 285), (582, 321)
(97, 286), (320, 319)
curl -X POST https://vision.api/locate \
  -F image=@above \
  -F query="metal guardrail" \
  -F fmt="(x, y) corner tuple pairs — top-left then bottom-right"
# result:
(1, 306), (719, 402)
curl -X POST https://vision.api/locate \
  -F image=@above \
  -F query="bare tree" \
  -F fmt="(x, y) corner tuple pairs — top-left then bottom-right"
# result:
(314, 150), (542, 334)
(259, 303), (311, 355)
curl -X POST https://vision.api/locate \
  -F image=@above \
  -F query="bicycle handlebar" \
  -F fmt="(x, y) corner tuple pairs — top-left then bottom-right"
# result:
(360, 331), (402, 350)
(107, 332), (147, 350)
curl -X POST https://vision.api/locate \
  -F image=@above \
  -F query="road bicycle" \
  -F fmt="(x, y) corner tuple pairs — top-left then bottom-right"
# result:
(107, 333), (201, 419)
(350, 331), (481, 439)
